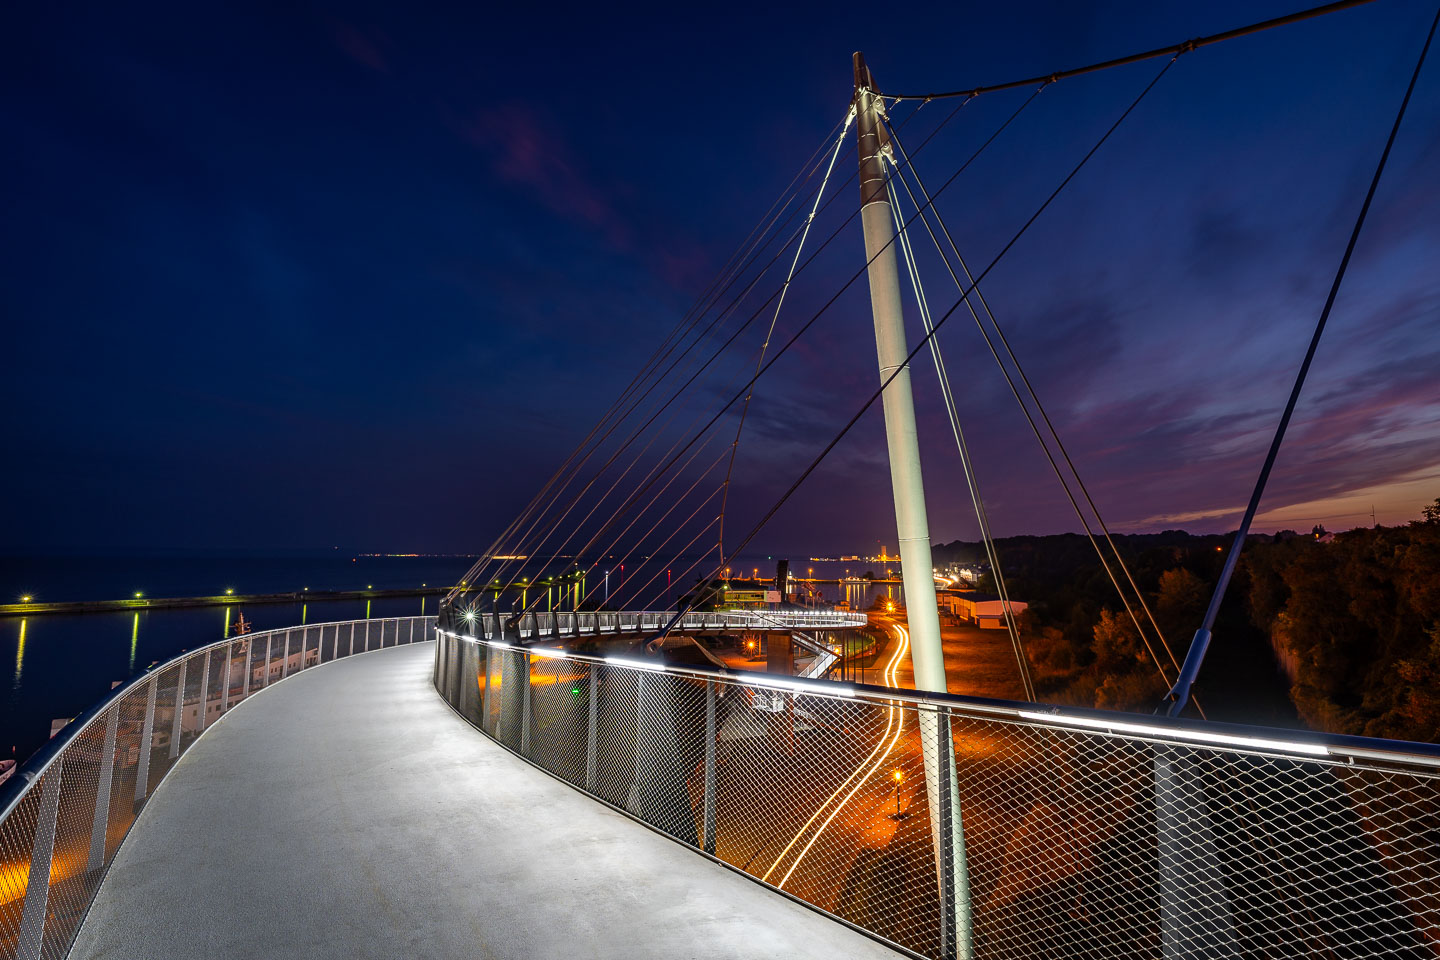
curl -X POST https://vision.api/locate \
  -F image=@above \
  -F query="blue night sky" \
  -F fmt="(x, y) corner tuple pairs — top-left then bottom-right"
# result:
(3, 0), (1437, 555)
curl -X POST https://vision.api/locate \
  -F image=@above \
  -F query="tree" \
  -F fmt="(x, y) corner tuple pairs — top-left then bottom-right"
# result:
(1091, 608), (1147, 675)
(1155, 567), (1207, 642)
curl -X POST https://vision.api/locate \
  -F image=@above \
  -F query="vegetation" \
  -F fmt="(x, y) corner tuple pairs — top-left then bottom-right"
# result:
(934, 499), (1440, 740)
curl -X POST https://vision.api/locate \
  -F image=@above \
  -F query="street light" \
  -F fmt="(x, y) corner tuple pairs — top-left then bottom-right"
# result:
(893, 769), (904, 815)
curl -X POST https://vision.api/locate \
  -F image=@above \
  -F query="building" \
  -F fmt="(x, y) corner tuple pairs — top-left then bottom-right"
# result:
(938, 590), (1027, 629)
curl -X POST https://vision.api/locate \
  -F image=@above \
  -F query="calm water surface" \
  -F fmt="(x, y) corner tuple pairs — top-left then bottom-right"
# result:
(0, 554), (898, 764)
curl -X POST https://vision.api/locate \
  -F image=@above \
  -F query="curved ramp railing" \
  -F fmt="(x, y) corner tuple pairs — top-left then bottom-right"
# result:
(434, 617), (1440, 960)
(457, 608), (866, 640)
(0, 615), (435, 960)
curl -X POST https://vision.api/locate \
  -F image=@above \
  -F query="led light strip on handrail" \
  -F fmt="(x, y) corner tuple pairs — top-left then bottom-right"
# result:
(446, 630), (857, 699)
(1017, 710), (1330, 757)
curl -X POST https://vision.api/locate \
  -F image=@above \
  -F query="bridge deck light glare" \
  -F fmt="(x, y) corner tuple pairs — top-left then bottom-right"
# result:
(605, 656), (666, 672)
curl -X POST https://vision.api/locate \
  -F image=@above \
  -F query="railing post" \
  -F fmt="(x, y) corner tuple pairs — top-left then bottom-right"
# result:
(479, 641), (489, 729)
(703, 679), (718, 855)
(439, 634), (451, 700)
(263, 633), (273, 688)
(170, 658), (187, 758)
(409, 618), (415, 644)
(87, 706), (119, 872)
(519, 651), (532, 757)
(585, 662), (598, 792)
(220, 640), (233, 714)
(17, 758), (63, 960)
(933, 719), (967, 960)
(1156, 751), (1238, 957)
(241, 636), (252, 699)
(282, 630), (293, 679)
(134, 675), (158, 805)
(196, 649), (211, 733)
(365, 619), (372, 652)
(348, 622), (356, 656)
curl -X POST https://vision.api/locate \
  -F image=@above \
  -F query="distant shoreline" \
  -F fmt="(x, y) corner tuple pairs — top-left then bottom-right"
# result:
(0, 586), (454, 618)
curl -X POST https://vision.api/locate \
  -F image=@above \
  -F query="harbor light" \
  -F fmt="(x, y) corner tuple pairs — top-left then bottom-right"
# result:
(134, 591), (143, 599)
(21, 595), (32, 603)
(225, 588), (234, 595)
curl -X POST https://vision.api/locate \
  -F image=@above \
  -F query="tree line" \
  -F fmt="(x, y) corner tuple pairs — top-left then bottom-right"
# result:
(934, 499), (1440, 740)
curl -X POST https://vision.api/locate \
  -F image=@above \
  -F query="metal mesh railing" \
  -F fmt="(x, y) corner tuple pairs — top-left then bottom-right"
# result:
(0, 615), (435, 960)
(456, 608), (866, 641)
(433, 624), (1440, 959)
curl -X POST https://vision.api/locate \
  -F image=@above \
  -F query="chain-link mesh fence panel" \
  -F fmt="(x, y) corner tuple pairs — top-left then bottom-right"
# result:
(526, 654), (589, 787)
(456, 640), (480, 724)
(38, 710), (106, 959)
(0, 778), (43, 956)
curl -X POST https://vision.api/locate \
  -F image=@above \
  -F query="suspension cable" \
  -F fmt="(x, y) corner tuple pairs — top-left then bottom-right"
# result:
(882, 118), (1182, 680)
(883, 0), (1376, 101)
(652, 55), (1181, 645)
(886, 175), (1036, 701)
(1161, 2), (1438, 717)
(717, 106), (856, 568)
(494, 99), (990, 608)
(453, 114), (852, 599)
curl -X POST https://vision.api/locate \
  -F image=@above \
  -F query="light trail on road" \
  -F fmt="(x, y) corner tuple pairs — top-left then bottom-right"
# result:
(763, 620), (911, 888)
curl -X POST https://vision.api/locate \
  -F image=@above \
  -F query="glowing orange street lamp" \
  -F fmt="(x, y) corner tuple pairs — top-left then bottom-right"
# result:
(892, 769), (904, 814)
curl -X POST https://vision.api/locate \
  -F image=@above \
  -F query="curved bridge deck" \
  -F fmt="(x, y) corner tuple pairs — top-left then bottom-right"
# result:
(69, 641), (901, 960)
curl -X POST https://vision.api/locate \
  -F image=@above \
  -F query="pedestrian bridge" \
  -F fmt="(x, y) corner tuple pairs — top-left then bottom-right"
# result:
(3, 614), (1440, 959)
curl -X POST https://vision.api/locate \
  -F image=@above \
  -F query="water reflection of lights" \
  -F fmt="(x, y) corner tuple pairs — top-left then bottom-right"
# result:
(13, 618), (26, 690)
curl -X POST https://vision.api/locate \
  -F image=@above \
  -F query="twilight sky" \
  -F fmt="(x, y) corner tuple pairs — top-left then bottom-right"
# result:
(3, 0), (1437, 555)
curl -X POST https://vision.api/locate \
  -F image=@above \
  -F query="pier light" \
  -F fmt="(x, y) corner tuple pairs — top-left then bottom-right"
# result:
(225, 588), (234, 595)
(134, 591), (143, 599)
(21, 595), (32, 603)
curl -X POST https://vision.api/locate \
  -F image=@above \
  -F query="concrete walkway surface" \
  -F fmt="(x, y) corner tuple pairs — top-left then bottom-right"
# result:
(70, 641), (903, 959)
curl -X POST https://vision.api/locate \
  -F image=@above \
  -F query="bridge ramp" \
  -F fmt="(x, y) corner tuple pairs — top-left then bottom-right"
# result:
(69, 641), (903, 960)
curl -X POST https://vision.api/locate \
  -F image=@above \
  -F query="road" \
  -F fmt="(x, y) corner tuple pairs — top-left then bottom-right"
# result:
(875, 613), (1029, 701)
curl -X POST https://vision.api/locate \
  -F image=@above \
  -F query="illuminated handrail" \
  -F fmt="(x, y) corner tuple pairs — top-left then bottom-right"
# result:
(434, 622), (1440, 959)
(0, 616), (436, 959)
